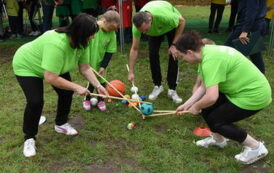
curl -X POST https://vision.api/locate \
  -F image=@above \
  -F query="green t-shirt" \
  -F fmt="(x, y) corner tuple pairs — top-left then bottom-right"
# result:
(198, 45), (272, 110)
(132, 1), (182, 38)
(88, 28), (117, 82)
(13, 30), (89, 78)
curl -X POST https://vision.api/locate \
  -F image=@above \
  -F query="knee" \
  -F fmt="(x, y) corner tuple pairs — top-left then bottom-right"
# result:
(27, 98), (44, 109)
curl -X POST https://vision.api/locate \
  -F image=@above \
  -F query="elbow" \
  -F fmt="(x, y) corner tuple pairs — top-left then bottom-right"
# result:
(207, 94), (218, 105)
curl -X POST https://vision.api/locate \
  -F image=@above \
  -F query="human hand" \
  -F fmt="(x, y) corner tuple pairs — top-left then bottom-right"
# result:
(74, 86), (90, 96)
(239, 32), (249, 45)
(168, 45), (179, 60)
(97, 85), (109, 97)
(98, 67), (105, 76)
(176, 102), (192, 115)
(187, 105), (201, 115)
(128, 72), (135, 83)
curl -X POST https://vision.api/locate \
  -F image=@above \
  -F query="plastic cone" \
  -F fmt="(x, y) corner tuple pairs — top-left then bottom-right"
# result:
(193, 126), (211, 137)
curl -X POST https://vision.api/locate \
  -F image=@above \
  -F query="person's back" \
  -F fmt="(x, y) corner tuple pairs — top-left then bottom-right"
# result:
(201, 45), (271, 110)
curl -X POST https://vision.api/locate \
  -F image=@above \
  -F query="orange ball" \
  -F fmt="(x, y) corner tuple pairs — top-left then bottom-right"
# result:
(106, 80), (126, 97)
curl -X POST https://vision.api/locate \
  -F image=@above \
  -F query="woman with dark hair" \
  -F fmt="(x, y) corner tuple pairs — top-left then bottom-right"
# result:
(12, 13), (108, 158)
(175, 31), (271, 164)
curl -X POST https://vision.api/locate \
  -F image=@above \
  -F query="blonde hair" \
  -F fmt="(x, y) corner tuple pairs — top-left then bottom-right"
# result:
(100, 10), (120, 25)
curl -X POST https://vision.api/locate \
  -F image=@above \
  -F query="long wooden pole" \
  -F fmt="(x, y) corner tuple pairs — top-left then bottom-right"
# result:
(149, 111), (189, 117)
(89, 93), (152, 104)
(90, 67), (145, 119)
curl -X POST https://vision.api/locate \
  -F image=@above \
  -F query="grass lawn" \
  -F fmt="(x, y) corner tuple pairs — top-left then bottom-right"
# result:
(0, 5), (273, 173)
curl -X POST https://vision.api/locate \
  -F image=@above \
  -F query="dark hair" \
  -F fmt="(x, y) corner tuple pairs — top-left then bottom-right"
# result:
(55, 13), (99, 49)
(175, 30), (204, 53)
(133, 12), (149, 28)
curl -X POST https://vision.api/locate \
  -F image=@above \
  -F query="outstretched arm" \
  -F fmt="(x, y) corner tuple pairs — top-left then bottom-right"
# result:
(128, 38), (140, 83)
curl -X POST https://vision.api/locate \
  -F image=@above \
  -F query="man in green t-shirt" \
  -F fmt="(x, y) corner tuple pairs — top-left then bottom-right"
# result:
(175, 31), (271, 165)
(82, 10), (120, 112)
(127, 0), (185, 104)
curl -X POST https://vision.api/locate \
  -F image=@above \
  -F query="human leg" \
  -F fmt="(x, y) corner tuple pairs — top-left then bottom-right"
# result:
(208, 3), (217, 33)
(213, 4), (225, 32)
(16, 76), (44, 157)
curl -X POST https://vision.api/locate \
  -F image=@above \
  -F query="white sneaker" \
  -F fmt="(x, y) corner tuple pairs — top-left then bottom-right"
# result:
(23, 138), (36, 157)
(235, 142), (268, 164)
(32, 31), (41, 36)
(168, 89), (183, 103)
(54, 123), (78, 136)
(39, 116), (46, 125)
(148, 85), (164, 100)
(196, 136), (228, 148)
(29, 31), (35, 36)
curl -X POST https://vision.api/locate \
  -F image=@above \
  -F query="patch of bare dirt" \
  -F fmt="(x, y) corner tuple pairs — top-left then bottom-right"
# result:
(69, 115), (85, 131)
(50, 161), (74, 173)
(240, 160), (269, 173)
(154, 123), (167, 133)
(86, 161), (120, 173)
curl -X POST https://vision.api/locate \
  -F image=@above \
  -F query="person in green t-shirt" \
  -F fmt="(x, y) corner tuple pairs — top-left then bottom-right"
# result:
(174, 31), (271, 164)
(127, 0), (185, 104)
(82, 10), (120, 112)
(12, 14), (109, 158)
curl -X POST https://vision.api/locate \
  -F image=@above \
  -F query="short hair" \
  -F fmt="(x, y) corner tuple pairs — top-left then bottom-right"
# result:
(101, 10), (120, 25)
(175, 30), (204, 53)
(55, 13), (99, 49)
(133, 12), (150, 28)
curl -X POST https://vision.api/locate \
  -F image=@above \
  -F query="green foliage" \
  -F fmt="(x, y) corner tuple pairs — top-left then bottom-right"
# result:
(0, 6), (273, 173)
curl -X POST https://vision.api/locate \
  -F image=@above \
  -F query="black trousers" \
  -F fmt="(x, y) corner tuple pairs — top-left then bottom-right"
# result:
(148, 28), (178, 90)
(16, 73), (73, 140)
(201, 93), (260, 143)
(28, 1), (40, 32)
(228, 0), (238, 29)
(208, 3), (225, 31)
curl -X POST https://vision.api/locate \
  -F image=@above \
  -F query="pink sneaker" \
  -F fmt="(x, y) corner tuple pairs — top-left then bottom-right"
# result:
(97, 101), (107, 111)
(83, 100), (91, 111)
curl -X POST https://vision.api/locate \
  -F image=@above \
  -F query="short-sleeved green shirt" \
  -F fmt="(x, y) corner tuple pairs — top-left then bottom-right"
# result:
(198, 45), (272, 110)
(13, 30), (89, 78)
(132, 1), (182, 38)
(88, 28), (117, 82)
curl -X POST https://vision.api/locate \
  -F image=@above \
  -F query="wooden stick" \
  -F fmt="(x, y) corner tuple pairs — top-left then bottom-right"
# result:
(149, 111), (189, 117)
(126, 64), (142, 111)
(90, 67), (145, 118)
(89, 93), (152, 104)
(154, 110), (176, 113)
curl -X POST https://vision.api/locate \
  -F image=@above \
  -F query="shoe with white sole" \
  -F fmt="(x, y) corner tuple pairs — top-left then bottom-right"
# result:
(148, 85), (164, 100)
(235, 142), (268, 164)
(83, 100), (91, 111)
(55, 123), (78, 135)
(23, 138), (36, 157)
(196, 136), (228, 148)
(97, 101), (107, 111)
(167, 89), (183, 103)
(39, 116), (46, 125)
